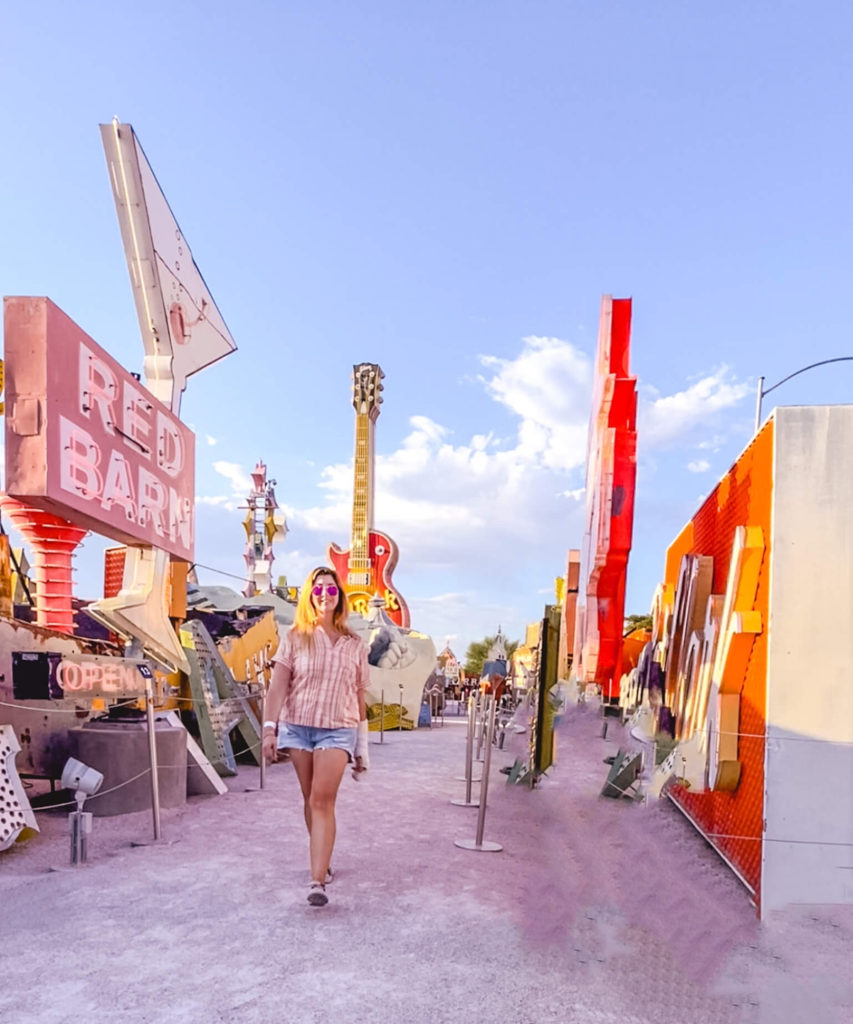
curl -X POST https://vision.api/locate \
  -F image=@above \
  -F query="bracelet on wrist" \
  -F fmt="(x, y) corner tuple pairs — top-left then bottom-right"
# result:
(263, 720), (278, 731)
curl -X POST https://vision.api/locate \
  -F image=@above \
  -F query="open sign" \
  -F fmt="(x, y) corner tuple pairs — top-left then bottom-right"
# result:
(57, 656), (151, 697)
(12, 652), (152, 701)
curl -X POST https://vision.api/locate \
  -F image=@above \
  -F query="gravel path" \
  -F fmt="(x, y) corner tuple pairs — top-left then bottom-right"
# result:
(2, 701), (851, 1023)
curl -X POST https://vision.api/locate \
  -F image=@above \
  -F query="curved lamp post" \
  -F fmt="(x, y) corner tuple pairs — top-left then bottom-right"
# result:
(754, 357), (853, 433)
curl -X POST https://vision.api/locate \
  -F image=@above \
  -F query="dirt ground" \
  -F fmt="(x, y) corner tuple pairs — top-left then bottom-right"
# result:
(2, 700), (851, 1024)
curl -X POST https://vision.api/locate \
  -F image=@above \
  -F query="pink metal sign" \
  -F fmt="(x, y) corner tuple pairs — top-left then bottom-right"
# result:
(4, 297), (195, 561)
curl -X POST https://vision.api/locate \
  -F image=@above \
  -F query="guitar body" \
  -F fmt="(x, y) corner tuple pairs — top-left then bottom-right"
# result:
(327, 528), (410, 628)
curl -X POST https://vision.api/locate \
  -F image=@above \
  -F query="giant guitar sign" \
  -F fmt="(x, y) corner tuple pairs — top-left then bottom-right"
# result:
(328, 363), (409, 627)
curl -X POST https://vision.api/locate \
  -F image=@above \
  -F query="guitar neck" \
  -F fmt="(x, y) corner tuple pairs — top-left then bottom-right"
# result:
(350, 409), (375, 577)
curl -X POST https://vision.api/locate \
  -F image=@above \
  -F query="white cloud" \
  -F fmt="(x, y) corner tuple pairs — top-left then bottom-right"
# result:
(213, 460), (252, 494)
(293, 410), (587, 581)
(640, 367), (752, 446)
(404, 591), (524, 650)
(206, 435), (217, 446)
(195, 461), (254, 512)
(687, 459), (711, 473)
(196, 495), (233, 507)
(479, 336), (592, 471)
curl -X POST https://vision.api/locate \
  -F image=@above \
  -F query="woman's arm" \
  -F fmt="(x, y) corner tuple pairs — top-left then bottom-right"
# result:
(353, 641), (370, 773)
(262, 658), (292, 762)
(265, 659), (292, 721)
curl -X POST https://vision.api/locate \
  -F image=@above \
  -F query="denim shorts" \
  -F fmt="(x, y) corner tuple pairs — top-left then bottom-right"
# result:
(277, 723), (356, 760)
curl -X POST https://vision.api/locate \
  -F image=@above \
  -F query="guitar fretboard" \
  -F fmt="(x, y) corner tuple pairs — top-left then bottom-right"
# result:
(350, 408), (374, 575)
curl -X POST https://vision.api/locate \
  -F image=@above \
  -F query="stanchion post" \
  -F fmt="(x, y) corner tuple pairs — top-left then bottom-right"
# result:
(475, 698), (499, 845)
(475, 693), (489, 762)
(451, 694), (479, 806)
(144, 670), (162, 841)
(380, 689), (385, 743)
(455, 695), (502, 852)
(259, 686), (266, 790)
(398, 683), (404, 731)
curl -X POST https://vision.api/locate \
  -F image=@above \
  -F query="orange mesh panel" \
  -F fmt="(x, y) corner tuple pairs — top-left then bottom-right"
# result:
(103, 546), (126, 599)
(668, 422), (772, 910)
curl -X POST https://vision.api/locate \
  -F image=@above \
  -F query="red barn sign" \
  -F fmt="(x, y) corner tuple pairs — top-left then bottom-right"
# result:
(4, 297), (195, 561)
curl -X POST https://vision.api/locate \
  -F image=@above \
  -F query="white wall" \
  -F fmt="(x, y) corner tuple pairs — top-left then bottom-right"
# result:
(762, 405), (853, 913)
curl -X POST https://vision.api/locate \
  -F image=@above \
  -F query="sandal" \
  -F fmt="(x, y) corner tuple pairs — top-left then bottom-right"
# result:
(307, 882), (328, 907)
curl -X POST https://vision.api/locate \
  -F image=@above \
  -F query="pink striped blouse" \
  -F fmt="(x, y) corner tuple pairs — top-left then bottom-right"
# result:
(272, 627), (369, 728)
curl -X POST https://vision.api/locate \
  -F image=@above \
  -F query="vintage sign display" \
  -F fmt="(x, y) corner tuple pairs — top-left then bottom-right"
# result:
(11, 651), (151, 701)
(180, 618), (261, 776)
(100, 120), (237, 412)
(328, 363), (410, 627)
(4, 297), (195, 561)
(0, 725), (39, 850)
(573, 296), (638, 699)
(622, 409), (853, 915)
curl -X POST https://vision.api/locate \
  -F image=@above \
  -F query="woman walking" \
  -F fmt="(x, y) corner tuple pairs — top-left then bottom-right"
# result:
(262, 566), (369, 906)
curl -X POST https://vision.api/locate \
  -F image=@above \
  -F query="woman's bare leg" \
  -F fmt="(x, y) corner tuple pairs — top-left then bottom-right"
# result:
(288, 749), (314, 834)
(306, 748), (348, 882)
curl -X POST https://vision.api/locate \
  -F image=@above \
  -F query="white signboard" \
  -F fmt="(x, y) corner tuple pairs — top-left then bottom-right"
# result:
(100, 119), (237, 412)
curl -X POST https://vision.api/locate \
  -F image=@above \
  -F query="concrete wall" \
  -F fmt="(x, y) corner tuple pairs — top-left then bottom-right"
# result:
(762, 405), (853, 912)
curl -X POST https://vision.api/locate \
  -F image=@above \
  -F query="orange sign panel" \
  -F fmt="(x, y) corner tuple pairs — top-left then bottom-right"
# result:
(664, 423), (773, 901)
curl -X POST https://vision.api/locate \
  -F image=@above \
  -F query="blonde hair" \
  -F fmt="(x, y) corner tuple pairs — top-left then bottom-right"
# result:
(291, 565), (354, 645)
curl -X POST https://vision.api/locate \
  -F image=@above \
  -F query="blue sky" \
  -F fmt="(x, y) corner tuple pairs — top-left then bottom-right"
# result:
(2, 2), (852, 654)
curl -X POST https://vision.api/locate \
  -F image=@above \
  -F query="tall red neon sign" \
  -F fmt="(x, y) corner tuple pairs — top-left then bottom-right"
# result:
(574, 296), (637, 700)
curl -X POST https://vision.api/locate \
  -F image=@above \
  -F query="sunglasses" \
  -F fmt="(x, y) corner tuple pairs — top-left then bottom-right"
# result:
(312, 584), (339, 597)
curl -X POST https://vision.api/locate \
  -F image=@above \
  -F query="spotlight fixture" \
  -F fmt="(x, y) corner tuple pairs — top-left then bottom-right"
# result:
(60, 757), (104, 865)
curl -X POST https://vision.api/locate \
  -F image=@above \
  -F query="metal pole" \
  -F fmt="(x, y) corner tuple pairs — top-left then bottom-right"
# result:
(398, 684), (404, 731)
(455, 696), (502, 851)
(465, 696), (474, 802)
(754, 375), (765, 434)
(451, 695), (479, 806)
(380, 689), (385, 743)
(475, 693), (488, 762)
(68, 793), (91, 865)
(70, 810), (82, 865)
(475, 697), (498, 845)
(145, 673), (162, 841)
(258, 687), (266, 791)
